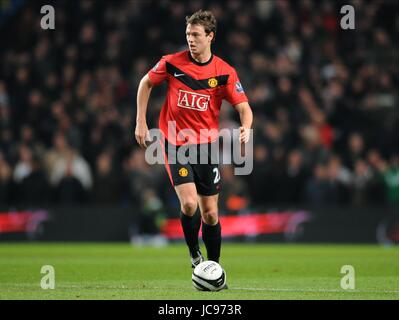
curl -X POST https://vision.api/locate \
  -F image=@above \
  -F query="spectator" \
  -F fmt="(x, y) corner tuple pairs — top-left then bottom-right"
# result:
(50, 147), (92, 193)
(91, 150), (122, 204)
(19, 155), (51, 206)
(55, 172), (87, 204)
(305, 163), (339, 205)
(219, 164), (250, 213)
(13, 144), (33, 184)
(379, 154), (399, 206)
(343, 132), (366, 170)
(352, 159), (373, 206)
(299, 124), (330, 171)
(246, 144), (272, 205)
(43, 132), (71, 180)
(326, 155), (352, 204)
(138, 189), (166, 235)
(280, 149), (309, 204)
(0, 152), (16, 205)
(122, 148), (161, 206)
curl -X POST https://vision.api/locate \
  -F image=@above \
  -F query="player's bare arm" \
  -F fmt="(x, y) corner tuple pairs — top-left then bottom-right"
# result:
(135, 74), (153, 149)
(234, 102), (253, 144)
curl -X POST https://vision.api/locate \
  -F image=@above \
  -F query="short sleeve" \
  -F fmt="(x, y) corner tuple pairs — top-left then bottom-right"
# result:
(224, 68), (248, 106)
(147, 57), (168, 86)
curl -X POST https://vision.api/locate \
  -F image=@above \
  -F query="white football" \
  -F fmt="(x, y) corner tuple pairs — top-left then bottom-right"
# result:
(192, 260), (226, 291)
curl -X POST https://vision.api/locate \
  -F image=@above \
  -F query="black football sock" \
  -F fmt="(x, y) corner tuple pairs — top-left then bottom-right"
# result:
(180, 209), (201, 256)
(202, 221), (221, 263)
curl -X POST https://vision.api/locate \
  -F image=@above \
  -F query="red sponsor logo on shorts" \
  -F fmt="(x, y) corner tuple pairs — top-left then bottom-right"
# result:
(177, 90), (210, 111)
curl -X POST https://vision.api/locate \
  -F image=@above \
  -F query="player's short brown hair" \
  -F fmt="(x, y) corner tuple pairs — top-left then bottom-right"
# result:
(186, 10), (217, 42)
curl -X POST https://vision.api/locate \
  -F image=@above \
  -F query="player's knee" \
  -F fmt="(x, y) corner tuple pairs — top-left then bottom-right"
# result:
(201, 210), (218, 225)
(181, 199), (198, 216)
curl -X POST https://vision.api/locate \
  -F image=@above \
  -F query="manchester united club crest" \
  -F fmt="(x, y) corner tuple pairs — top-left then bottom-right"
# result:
(208, 78), (218, 88)
(179, 167), (189, 177)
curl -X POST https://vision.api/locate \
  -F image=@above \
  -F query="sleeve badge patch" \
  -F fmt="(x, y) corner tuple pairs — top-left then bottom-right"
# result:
(235, 81), (244, 93)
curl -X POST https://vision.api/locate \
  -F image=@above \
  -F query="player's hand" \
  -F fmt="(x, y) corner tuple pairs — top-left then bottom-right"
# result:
(239, 126), (251, 144)
(135, 121), (150, 149)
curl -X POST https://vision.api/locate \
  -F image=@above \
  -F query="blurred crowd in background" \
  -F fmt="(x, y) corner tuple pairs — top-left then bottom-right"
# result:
(1, 0), (399, 219)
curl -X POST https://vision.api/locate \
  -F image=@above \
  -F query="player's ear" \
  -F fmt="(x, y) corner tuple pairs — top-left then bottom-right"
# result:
(208, 31), (215, 43)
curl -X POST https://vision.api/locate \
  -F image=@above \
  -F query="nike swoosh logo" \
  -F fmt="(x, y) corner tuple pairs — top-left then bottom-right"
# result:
(174, 72), (185, 77)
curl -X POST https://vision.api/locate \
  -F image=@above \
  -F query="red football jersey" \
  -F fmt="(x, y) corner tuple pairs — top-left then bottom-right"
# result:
(147, 50), (249, 145)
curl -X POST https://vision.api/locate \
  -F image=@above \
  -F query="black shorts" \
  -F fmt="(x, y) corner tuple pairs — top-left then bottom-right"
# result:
(162, 139), (221, 196)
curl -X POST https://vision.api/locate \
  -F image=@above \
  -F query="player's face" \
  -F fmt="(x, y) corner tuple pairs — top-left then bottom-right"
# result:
(186, 24), (213, 55)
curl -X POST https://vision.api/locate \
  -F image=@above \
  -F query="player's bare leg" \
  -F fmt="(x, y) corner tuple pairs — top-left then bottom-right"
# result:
(198, 194), (221, 263)
(175, 183), (204, 267)
(175, 182), (198, 216)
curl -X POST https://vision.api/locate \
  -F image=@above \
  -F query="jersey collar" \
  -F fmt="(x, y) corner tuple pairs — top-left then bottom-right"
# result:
(188, 51), (213, 66)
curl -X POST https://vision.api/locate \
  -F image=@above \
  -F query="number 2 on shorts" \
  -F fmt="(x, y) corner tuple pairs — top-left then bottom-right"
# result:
(213, 167), (220, 184)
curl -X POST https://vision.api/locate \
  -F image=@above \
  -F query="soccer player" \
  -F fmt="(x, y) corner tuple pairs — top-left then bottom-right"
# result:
(135, 10), (253, 274)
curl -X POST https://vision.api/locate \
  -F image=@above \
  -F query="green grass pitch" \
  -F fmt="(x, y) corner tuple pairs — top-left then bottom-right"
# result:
(0, 243), (398, 300)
